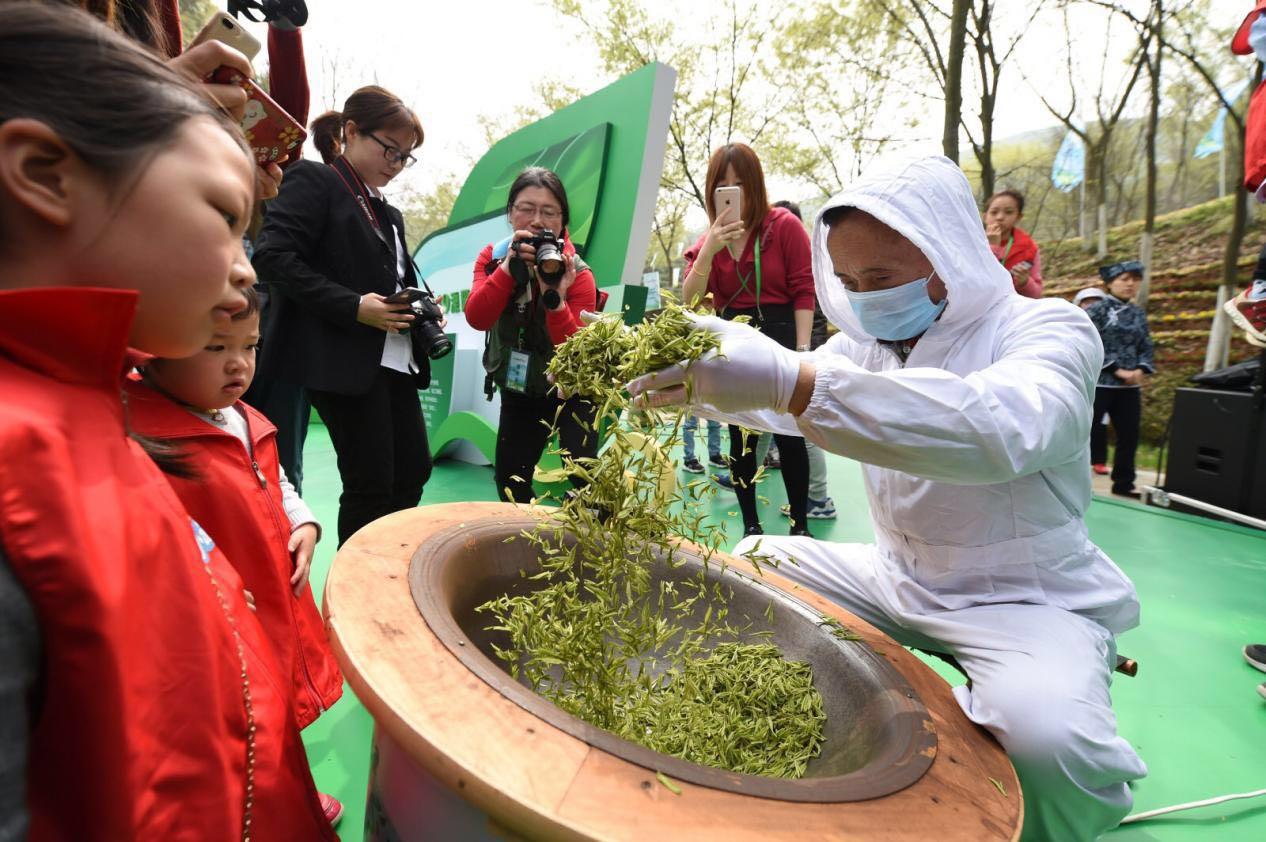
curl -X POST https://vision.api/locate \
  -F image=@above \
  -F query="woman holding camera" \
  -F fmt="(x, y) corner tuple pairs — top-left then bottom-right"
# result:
(253, 86), (434, 546)
(682, 143), (816, 537)
(465, 167), (599, 502)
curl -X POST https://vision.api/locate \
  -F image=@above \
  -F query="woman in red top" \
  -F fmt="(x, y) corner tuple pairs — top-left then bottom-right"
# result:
(983, 189), (1044, 298)
(682, 144), (815, 537)
(465, 167), (599, 502)
(0, 8), (330, 839)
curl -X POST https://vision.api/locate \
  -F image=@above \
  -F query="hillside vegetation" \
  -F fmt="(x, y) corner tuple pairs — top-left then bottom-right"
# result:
(1039, 197), (1265, 445)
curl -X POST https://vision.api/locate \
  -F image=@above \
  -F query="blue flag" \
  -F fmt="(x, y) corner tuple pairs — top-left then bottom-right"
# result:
(1194, 78), (1250, 159)
(1051, 129), (1085, 192)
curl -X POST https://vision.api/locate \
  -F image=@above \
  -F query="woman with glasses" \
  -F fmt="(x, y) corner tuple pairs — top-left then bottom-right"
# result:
(253, 85), (435, 546)
(465, 168), (599, 502)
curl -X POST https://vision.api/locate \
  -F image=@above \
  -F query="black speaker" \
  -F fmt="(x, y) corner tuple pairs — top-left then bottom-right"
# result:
(1166, 388), (1266, 518)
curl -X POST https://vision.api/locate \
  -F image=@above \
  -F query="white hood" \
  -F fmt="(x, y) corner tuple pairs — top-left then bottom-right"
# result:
(811, 156), (1013, 343)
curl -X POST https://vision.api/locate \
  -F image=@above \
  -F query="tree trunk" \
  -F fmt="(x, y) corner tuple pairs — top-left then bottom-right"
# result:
(1138, 1), (1161, 311)
(943, 0), (969, 163)
(979, 91), (996, 199)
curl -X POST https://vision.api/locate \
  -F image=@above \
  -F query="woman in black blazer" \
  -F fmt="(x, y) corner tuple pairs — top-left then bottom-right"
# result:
(253, 85), (432, 546)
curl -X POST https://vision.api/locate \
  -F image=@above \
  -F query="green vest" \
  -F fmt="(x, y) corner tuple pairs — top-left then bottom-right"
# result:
(483, 255), (588, 398)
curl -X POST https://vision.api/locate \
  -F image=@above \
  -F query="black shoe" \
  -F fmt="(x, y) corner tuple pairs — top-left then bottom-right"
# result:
(709, 454), (728, 467)
(790, 526), (813, 538)
(1245, 644), (1266, 673)
(1111, 486), (1139, 499)
(744, 524), (764, 537)
(681, 456), (704, 474)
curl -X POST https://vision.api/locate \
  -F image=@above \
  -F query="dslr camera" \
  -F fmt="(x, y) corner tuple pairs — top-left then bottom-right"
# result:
(514, 229), (567, 309)
(384, 287), (452, 360)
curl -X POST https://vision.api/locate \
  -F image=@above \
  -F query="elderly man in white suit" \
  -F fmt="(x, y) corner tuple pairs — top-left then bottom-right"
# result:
(629, 156), (1147, 841)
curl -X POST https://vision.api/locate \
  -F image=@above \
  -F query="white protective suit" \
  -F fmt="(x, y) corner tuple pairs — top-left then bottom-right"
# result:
(716, 157), (1147, 840)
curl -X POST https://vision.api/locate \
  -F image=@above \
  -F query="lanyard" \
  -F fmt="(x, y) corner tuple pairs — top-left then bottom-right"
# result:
(1000, 235), (1014, 264)
(331, 158), (387, 244)
(726, 234), (762, 313)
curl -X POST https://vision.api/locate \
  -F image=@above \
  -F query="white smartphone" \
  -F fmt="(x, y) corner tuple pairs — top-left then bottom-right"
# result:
(714, 185), (742, 222)
(190, 11), (262, 61)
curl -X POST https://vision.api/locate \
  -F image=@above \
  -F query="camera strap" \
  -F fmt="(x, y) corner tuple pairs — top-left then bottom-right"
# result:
(331, 157), (389, 249)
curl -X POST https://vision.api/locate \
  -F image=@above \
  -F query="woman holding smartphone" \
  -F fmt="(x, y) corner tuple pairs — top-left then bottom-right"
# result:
(682, 143), (816, 537)
(253, 86), (433, 547)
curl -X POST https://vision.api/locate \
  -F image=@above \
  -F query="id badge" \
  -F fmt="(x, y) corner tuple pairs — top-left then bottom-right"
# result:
(506, 349), (531, 393)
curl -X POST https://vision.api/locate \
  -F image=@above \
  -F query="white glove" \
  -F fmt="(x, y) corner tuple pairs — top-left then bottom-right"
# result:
(625, 314), (803, 414)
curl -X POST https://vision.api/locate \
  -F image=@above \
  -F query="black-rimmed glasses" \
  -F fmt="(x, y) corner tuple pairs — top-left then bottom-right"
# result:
(367, 132), (418, 169)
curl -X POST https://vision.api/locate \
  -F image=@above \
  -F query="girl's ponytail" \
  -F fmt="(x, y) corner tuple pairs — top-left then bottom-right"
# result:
(310, 110), (345, 164)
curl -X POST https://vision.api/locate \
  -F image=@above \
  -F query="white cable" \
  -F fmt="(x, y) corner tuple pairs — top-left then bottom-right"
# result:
(1119, 788), (1266, 824)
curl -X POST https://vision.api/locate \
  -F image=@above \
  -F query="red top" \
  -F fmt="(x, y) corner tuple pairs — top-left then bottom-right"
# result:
(988, 225), (1044, 298)
(465, 233), (597, 345)
(0, 288), (332, 841)
(684, 206), (816, 312)
(125, 380), (344, 730)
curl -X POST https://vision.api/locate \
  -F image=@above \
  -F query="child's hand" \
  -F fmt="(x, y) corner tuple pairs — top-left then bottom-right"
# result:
(288, 523), (319, 596)
(244, 589), (257, 613)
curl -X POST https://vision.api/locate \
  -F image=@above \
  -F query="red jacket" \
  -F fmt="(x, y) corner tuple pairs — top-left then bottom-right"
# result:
(125, 380), (343, 729)
(988, 225), (1044, 298)
(0, 288), (333, 841)
(465, 233), (597, 346)
(684, 206), (816, 313)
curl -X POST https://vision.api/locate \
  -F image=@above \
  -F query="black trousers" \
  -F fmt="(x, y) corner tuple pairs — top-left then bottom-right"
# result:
(244, 285), (311, 493)
(495, 390), (598, 503)
(309, 367), (432, 546)
(722, 306), (810, 534)
(1090, 386), (1141, 493)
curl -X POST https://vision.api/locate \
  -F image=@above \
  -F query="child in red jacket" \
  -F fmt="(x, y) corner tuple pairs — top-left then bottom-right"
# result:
(126, 288), (346, 826)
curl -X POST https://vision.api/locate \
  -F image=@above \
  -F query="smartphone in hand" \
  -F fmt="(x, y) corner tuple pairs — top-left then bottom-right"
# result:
(190, 11), (262, 60)
(210, 66), (307, 166)
(714, 185), (742, 221)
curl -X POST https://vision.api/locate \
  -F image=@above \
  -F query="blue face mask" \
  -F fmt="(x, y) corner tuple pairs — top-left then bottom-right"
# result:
(845, 272), (947, 341)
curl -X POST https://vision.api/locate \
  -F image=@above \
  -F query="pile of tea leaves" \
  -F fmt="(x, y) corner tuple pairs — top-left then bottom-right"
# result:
(481, 301), (825, 780)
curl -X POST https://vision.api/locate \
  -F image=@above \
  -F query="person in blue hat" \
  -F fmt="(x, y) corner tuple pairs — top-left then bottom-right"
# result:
(1086, 260), (1155, 496)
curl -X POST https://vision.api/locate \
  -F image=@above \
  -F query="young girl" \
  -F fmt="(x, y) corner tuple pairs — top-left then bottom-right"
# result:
(983, 189), (1044, 298)
(0, 7), (331, 839)
(126, 288), (345, 821)
(1087, 260), (1156, 497)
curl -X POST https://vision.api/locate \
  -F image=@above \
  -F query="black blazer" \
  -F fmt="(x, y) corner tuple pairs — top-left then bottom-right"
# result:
(252, 158), (431, 395)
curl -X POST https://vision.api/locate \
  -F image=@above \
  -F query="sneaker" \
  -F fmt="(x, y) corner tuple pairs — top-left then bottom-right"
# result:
(780, 498), (837, 520)
(1112, 486), (1139, 499)
(682, 456), (704, 474)
(709, 454), (728, 467)
(1244, 644), (1266, 673)
(744, 524), (764, 537)
(790, 526), (813, 538)
(763, 452), (781, 470)
(1092, 464), (1109, 476)
(1224, 279), (1266, 347)
(712, 472), (735, 491)
(319, 793), (344, 827)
